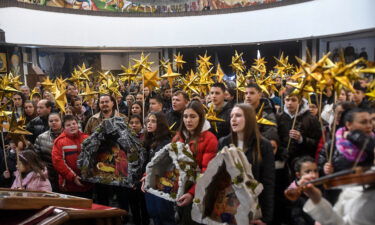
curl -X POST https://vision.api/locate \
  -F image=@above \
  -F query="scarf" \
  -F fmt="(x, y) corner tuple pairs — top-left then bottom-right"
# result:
(335, 127), (366, 162)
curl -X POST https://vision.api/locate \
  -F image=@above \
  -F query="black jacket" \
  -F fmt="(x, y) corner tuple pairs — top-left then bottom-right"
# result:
(277, 101), (321, 162)
(26, 116), (49, 144)
(209, 102), (232, 140)
(218, 135), (275, 224)
(166, 110), (182, 132)
(256, 98), (279, 143)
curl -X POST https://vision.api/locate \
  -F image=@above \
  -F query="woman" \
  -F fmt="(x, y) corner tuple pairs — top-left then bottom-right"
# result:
(70, 97), (91, 130)
(23, 100), (37, 124)
(12, 92), (26, 118)
(173, 100), (218, 224)
(142, 112), (172, 225)
(218, 104), (275, 225)
(131, 101), (143, 117)
(34, 113), (63, 192)
(318, 108), (374, 204)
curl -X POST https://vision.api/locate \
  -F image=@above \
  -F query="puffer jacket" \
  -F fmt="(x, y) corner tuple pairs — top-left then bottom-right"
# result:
(173, 120), (218, 196)
(26, 116), (49, 143)
(218, 135), (275, 224)
(256, 98), (279, 143)
(52, 130), (91, 192)
(84, 110), (127, 135)
(11, 169), (52, 192)
(277, 99), (321, 162)
(208, 102), (232, 140)
(34, 129), (62, 191)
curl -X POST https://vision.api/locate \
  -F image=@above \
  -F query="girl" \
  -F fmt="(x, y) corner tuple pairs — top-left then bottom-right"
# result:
(34, 113), (63, 192)
(12, 150), (52, 192)
(142, 112), (172, 225)
(218, 104), (275, 225)
(131, 101), (143, 117)
(129, 114), (144, 140)
(23, 100), (37, 124)
(173, 100), (218, 224)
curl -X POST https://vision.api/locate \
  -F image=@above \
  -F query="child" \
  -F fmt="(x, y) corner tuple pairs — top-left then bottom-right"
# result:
(286, 156), (321, 225)
(11, 150), (52, 192)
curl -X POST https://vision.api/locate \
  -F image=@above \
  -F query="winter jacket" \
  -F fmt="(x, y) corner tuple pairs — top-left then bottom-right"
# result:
(52, 130), (91, 192)
(208, 102), (232, 140)
(256, 98), (279, 143)
(11, 170), (52, 192)
(0, 148), (17, 188)
(173, 120), (218, 196)
(166, 110), (182, 132)
(34, 129), (62, 191)
(287, 181), (318, 225)
(84, 110), (127, 135)
(26, 115), (49, 143)
(218, 135), (275, 224)
(277, 99), (322, 163)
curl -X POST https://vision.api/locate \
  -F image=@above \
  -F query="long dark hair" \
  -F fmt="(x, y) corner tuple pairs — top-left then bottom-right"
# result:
(178, 100), (206, 142)
(230, 104), (262, 163)
(18, 150), (47, 180)
(144, 112), (171, 150)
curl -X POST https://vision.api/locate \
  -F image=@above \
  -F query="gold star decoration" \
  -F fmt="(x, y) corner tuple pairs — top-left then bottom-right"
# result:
(143, 70), (160, 91)
(159, 58), (170, 73)
(230, 51), (246, 74)
(54, 86), (67, 114)
(30, 87), (41, 100)
(7, 111), (32, 135)
(256, 103), (276, 126)
(214, 64), (225, 83)
(132, 52), (153, 74)
(174, 52), (186, 71)
(197, 53), (213, 71)
(41, 77), (55, 92)
(119, 65), (138, 84)
(79, 82), (99, 102)
(161, 63), (181, 87)
(206, 104), (225, 133)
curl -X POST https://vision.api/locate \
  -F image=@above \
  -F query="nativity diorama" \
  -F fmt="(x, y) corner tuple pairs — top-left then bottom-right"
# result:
(78, 117), (146, 188)
(144, 142), (197, 202)
(192, 145), (263, 225)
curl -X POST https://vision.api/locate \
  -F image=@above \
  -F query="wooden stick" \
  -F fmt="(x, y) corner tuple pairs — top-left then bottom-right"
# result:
(1, 128), (8, 171)
(318, 92), (328, 160)
(328, 93), (337, 163)
(286, 104), (301, 152)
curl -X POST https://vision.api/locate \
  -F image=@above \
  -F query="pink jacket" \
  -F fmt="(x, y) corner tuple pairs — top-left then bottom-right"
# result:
(11, 170), (52, 192)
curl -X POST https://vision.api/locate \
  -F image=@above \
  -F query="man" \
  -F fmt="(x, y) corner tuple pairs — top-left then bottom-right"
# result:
(66, 83), (78, 103)
(209, 83), (232, 139)
(52, 115), (91, 198)
(148, 95), (164, 113)
(353, 81), (370, 109)
(26, 99), (52, 143)
(166, 91), (189, 131)
(161, 86), (173, 112)
(245, 83), (279, 152)
(85, 94), (126, 135)
(20, 85), (30, 99)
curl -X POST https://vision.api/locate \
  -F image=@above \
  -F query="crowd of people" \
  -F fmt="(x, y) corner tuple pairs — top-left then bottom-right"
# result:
(0, 71), (374, 225)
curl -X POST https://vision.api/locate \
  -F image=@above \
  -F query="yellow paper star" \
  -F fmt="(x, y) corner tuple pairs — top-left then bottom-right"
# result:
(143, 70), (160, 91)
(174, 52), (186, 71)
(231, 51), (246, 74)
(161, 63), (181, 87)
(206, 104), (225, 133)
(197, 53), (212, 71)
(256, 103), (276, 126)
(214, 64), (225, 83)
(132, 52), (153, 74)
(7, 111), (32, 135)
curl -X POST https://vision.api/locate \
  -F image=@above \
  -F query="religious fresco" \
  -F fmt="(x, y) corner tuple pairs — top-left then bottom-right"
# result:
(16, 0), (296, 14)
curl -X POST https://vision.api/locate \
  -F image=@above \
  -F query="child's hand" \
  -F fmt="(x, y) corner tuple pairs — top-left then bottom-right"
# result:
(177, 193), (193, 207)
(323, 162), (334, 175)
(140, 176), (146, 193)
(289, 129), (302, 143)
(3, 170), (10, 179)
(74, 176), (84, 187)
(297, 173), (316, 186)
(303, 183), (322, 204)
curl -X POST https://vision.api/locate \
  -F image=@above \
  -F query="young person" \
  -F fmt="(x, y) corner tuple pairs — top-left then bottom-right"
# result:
(166, 91), (189, 131)
(34, 113), (63, 192)
(286, 156), (321, 225)
(11, 150), (52, 192)
(218, 104), (275, 225)
(173, 100), (218, 224)
(129, 114), (144, 140)
(209, 83), (232, 139)
(23, 100), (37, 125)
(52, 115), (92, 198)
(142, 112), (173, 225)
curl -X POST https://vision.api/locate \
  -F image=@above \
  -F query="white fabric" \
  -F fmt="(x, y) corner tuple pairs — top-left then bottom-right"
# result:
(321, 104), (334, 126)
(303, 187), (375, 225)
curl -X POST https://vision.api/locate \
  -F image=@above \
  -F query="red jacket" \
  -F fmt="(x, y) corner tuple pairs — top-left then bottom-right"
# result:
(173, 130), (218, 196)
(52, 130), (91, 192)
